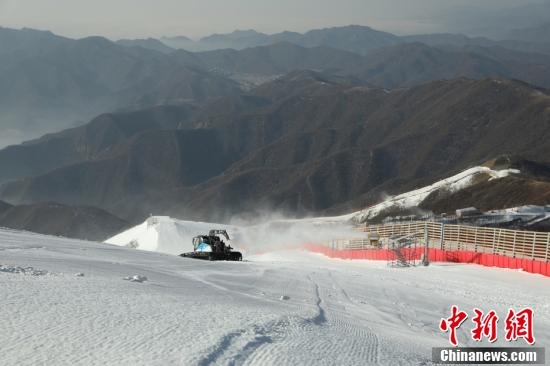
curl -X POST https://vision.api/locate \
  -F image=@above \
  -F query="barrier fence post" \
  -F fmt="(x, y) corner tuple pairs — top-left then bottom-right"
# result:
(492, 228), (497, 254)
(512, 231), (517, 258)
(457, 225), (462, 250)
(440, 223), (445, 250)
(423, 226), (430, 266)
(546, 234), (550, 262)
(474, 227), (478, 252)
(531, 234), (536, 260)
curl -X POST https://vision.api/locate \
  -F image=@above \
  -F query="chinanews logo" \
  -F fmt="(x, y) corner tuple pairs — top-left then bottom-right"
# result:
(433, 306), (545, 364)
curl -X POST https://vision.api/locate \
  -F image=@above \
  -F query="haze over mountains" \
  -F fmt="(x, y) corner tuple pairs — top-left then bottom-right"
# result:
(505, 22), (550, 43)
(1, 22), (550, 238)
(3, 24), (550, 147)
(435, 1), (550, 39)
(161, 26), (399, 54)
(2, 74), (550, 224)
(156, 24), (550, 55)
(0, 27), (239, 147)
(0, 201), (128, 241)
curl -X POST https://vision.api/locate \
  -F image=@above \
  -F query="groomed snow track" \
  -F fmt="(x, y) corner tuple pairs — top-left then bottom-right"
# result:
(1, 228), (549, 365)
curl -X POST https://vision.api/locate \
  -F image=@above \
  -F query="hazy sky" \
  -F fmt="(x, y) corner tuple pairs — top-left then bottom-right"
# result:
(0, 0), (546, 39)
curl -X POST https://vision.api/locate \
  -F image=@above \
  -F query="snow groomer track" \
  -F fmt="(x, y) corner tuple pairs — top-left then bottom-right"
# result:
(1, 228), (549, 365)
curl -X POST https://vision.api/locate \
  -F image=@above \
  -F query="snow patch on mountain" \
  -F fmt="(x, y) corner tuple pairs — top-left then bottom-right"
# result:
(352, 167), (520, 222)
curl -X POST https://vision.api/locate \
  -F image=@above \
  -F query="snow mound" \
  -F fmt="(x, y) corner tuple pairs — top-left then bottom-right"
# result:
(352, 167), (520, 222)
(105, 216), (237, 255)
(123, 275), (148, 283)
(0, 265), (50, 276)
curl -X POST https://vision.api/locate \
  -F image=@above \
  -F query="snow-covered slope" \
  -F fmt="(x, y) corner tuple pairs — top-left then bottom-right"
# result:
(351, 166), (520, 222)
(1, 228), (549, 365)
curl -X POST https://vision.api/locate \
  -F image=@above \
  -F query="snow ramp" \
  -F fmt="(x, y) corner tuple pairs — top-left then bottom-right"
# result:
(105, 216), (237, 255)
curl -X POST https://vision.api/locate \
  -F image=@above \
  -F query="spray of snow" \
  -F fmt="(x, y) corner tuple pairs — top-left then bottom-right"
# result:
(230, 215), (363, 254)
(106, 213), (361, 256)
(106, 166), (522, 255)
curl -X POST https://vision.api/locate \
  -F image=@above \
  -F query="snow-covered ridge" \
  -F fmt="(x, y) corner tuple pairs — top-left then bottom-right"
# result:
(351, 167), (520, 222)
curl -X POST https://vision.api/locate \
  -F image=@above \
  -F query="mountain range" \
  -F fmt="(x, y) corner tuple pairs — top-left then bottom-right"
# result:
(150, 40), (550, 97)
(504, 22), (550, 44)
(1, 23), (550, 238)
(158, 26), (398, 54)
(154, 25), (550, 55)
(4, 23), (550, 149)
(152, 25), (550, 58)
(1, 74), (549, 224)
(0, 200), (128, 240)
(0, 27), (239, 147)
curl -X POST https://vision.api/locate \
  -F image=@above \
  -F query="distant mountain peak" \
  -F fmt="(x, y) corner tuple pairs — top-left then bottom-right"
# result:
(77, 35), (115, 46)
(201, 29), (268, 43)
(116, 38), (174, 53)
(161, 35), (193, 41)
(229, 29), (267, 36)
(20, 27), (55, 36)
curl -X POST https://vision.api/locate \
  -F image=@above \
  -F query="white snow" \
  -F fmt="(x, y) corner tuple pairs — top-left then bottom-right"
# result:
(351, 167), (520, 222)
(1, 228), (549, 365)
(123, 274), (148, 283)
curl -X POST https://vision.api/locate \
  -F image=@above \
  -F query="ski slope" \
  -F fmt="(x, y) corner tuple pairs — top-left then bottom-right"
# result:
(1, 228), (549, 365)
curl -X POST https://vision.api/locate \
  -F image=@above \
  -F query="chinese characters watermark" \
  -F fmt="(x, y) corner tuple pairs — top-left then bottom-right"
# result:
(439, 306), (535, 346)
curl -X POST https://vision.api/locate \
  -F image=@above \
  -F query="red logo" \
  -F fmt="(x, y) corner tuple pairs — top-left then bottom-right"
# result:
(439, 305), (469, 346)
(504, 308), (535, 345)
(440, 306), (536, 346)
(471, 308), (499, 343)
